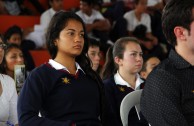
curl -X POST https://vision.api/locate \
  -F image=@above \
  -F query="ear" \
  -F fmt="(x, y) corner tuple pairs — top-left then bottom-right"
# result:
(140, 71), (147, 79)
(174, 26), (187, 41)
(114, 56), (122, 66)
(53, 39), (58, 46)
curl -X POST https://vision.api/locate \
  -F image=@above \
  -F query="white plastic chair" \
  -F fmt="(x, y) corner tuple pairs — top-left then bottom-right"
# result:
(120, 89), (143, 126)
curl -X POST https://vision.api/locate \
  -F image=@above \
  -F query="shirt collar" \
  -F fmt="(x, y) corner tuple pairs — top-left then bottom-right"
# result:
(114, 71), (144, 90)
(169, 49), (192, 69)
(48, 59), (85, 74)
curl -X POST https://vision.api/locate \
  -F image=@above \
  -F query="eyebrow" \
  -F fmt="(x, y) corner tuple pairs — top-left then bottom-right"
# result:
(67, 29), (84, 33)
(130, 51), (143, 53)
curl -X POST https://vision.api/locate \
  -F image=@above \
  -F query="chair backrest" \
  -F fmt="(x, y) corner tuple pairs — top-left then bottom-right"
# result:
(0, 15), (40, 34)
(29, 50), (51, 67)
(120, 89), (143, 126)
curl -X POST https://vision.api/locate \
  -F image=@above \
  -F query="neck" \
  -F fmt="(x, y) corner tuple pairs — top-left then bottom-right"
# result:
(54, 53), (77, 74)
(175, 44), (194, 65)
(118, 69), (137, 89)
(6, 70), (14, 79)
(85, 10), (92, 16)
(134, 10), (142, 21)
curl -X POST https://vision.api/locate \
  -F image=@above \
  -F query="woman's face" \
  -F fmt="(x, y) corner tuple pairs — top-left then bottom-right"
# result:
(117, 42), (143, 74)
(54, 19), (85, 58)
(135, 0), (147, 13)
(5, 48), (24, 72)
(7, 33), (22, 46)
(87, 46), (101, 71)
(51, 0), (64, 12)
(0, 38), (5, 64)
(145, 57), (160, 75)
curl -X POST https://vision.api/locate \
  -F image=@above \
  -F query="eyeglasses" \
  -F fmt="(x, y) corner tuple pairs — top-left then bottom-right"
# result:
(0, 43), (7, 50)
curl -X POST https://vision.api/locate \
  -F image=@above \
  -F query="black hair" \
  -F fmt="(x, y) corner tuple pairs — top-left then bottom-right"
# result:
(100, 46), (114, 80)
(141, 56), (159, 72)
(81, 0), (97, 6)
(4, 25), (23, 43)
(101, 37), (141, 80)
(46, 11), (106, 124)
(0, 43), (23, 74)
(162, 0), (194, 46)
(88, 37), (101, 48)
(46, 11), (89, 59)
(134, 0), (141, 5)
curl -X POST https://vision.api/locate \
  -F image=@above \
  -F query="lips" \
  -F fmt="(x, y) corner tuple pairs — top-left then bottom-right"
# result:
(73, 45), (82, 49)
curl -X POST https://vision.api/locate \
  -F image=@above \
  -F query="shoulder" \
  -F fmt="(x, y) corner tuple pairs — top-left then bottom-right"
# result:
(41, 8), (50, 17)
(76, 10), (82, 16)
(145, 59), (181, 89)
(142, 13), (151, 19)
(124, 10), (134, 18)
(27, 64), (54, 80)
(0, 74), (15, 86)
(103, 76), (116, 87)
(0, 74), (16, 95)
(92, 9), (101, 15)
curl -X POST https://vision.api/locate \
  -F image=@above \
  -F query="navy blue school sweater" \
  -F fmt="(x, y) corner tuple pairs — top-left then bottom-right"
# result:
(17, 63), (102, 126)
(103, 76), (148, 126)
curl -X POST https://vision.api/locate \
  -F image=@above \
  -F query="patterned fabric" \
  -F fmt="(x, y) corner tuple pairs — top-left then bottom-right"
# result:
(141, 49), (194, 126)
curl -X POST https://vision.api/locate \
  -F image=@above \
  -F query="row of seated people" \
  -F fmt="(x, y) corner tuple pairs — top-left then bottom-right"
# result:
(0, 31), (160, 125)
(1, 0), (193, 125)
(0, 1), (167, 125)
(1, 0), (169, 62)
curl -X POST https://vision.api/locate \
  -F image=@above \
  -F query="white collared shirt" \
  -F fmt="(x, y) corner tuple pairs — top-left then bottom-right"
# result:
(114, 71), (144, 90)
(48, 59), (85, 74)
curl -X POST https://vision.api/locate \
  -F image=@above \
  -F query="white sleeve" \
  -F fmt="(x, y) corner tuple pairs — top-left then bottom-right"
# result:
(95, 11), (105, 20)
(146, 14), (152, 33)
(124, 12), (134, 31)
(34, 11), (50, 32)
(7, 76), (18, 125)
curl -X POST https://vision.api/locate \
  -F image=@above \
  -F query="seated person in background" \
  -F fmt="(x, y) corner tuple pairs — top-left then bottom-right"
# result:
(76, 0), (112, 52)
(4, 25), (36, 71)
(140, 56), (160, 79)
(0, 44), (25, 79)
(24, 0), (64, 49)
(124, 0), (158, 50)
(103, 37), (148, 126)
(0, 35), (18, 126)
(0, 0), (20, 15)
(147, 0), (164, 12)
(86, 37), (101, 73)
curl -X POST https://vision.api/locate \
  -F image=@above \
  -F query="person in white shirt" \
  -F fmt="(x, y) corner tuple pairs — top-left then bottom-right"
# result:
(0, 35), (18, 126)
(124, 0), (158, 50)
(76, 0), (111, 52)
(147, 0), (163, 11)
(25, 0), (64, 49)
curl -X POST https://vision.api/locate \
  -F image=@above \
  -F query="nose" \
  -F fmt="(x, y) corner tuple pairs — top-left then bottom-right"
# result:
(136, 54), (143, 61)
(75, 34), (83, 43)
(17, 57), (24, 64)
(0, 47), (4, 51)
(95, 54), (100, 61)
